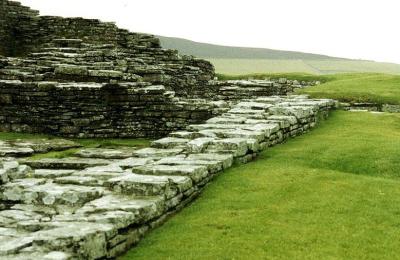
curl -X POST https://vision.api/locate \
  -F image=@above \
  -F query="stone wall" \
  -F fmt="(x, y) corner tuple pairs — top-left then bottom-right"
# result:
(0, 0), (215, 95)
(0, 0), (39, 56)
(0, 80), (228, 138)
(341, 102), (400, 113)
(0, 96), (336, 259)
(0, 0), (321, 139)
(207, 79), (314, 100)
(0, 0), (160, 55)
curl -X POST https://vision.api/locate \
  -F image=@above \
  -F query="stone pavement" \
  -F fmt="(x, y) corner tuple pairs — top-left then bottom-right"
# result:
(0, 95), (335, 259)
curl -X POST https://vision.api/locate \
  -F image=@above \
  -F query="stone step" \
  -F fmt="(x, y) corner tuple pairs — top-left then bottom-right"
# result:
(133, 148), (184, 158)
(1, 179), (105, 206)
(132, 164), (208, 183)
(74, 148), (136, 159)
(206, 138), (249, 157)
(32, 169), (75, 179)
(75, 195), (165, 225)
(154, 156), (224, 174)
(106, 174), (192, 199)
(20, 158), (113, 169)
(150, 137), (190, 149)
(0, 139), (81, 155)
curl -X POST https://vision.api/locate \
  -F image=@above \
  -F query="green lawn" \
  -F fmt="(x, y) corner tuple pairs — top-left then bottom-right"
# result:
(121, 111), (400, 259)
(298, 73), (400, 105)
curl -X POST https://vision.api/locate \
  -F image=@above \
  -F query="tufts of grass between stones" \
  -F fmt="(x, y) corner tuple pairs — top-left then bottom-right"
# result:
(0, 132), (150, 159)
(30, 139), (151, 160)
(121, 111), (400, 259)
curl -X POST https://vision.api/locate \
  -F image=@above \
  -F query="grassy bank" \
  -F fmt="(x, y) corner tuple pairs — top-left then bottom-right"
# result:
(121, 111), (400, 259)
(298, 73), (400, 105)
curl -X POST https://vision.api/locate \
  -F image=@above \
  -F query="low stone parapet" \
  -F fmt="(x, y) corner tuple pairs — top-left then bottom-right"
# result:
(0, 95), (335, 259)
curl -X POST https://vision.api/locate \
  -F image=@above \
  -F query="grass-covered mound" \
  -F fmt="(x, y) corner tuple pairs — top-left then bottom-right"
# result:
(121, 111), (400, 259)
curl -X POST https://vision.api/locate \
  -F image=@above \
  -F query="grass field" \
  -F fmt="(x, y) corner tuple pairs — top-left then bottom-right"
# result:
(298, 73), (400, 105)
(121, 111), (400, 259)
(160, 36), (400, 76)
(210, 58), (400, 75)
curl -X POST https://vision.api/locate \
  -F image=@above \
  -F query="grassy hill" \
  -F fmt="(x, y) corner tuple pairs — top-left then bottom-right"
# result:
(158, 36), (400, 75)
(158, 36), (341, 60)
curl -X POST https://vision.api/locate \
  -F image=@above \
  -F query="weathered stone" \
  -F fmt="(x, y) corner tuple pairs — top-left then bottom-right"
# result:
(154, 156), (223, 174)
(20, 158), (113, 169)
(186, 137), (215, 153)
(207, 138), (249, 157)
(2, 182), (105, 206)
(151, 137), (190, 149)
(0, 237), (34, 256)
(55, 65), (88, 76)
(0, 147), (34, 157)
(133, 148), (183, 158)
(32, 222), (114, 259)
(75, 148), (136, 159)
(33, 169), (75, 179)
(187, 153), (234, 169)
(107, 174), (192, 198)
(168, 131), (202, 139)
(132, 164), (208, 183)
(76, 195), (165, 224)
(111, 158), (154, 169)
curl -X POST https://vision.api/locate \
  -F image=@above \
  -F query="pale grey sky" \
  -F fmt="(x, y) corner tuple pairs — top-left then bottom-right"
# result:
(19, 0), (400, 64)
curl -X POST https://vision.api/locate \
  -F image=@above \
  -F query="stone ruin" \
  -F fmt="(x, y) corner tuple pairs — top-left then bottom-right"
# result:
(0, 0), (337, 259)
(0, 0), (316, 138)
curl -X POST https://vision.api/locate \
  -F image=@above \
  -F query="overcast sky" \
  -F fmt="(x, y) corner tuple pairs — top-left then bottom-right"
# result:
(19, 0), (400, 64)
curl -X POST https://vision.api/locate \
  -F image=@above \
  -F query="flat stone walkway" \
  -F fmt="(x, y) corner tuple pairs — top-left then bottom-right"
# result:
(0, 95), (335, 259)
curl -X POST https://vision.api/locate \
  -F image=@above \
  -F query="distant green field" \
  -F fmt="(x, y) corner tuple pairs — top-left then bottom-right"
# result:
(159, 36), (400, 75)
(210, 58), (400, 75)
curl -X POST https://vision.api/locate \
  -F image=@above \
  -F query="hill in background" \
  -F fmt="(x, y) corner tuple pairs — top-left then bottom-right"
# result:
(158, 36), (400, 75)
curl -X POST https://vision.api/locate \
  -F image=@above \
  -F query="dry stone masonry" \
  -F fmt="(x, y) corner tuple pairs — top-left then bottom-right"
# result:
(0, 0), (321, 138)
(1, 96), (335, 259)
(1, 0), (338, 258)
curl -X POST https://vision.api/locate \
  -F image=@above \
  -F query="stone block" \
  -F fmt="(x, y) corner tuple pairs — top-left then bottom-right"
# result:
(107, 174), (192, 198)
(55, 65), (88, 76)
(132, 164), (208, 183)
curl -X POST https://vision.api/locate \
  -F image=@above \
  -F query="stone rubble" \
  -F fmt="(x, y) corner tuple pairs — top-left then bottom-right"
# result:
(0, 95), (335, 259)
